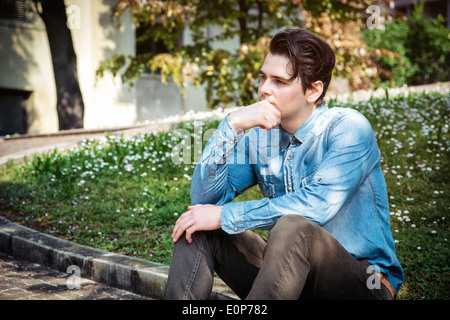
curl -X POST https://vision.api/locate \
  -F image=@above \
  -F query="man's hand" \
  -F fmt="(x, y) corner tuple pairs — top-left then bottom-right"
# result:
(172, 204), (222, 243)
(228, 100), (281, 132)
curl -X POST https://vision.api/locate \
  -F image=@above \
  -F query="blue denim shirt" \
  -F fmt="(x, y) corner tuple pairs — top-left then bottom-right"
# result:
(190, 104), (404, 292)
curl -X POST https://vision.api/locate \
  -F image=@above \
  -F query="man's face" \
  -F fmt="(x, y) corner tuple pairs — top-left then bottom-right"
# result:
(258, 52), (314, 128)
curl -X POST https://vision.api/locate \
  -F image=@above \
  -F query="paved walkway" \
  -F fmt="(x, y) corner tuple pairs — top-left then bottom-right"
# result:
(0, 252), (150, 300)
(0, 123), (171, 165)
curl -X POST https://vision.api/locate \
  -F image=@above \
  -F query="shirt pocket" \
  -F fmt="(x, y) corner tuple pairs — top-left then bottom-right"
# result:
(258, 179), (276, 198)
(301, 168), (323, 188)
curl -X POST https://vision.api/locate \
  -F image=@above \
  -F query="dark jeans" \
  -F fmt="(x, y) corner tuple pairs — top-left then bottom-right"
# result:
(165, 214), (394, 300)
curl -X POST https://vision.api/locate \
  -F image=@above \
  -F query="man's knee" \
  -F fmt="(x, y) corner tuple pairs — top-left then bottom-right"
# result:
(270, 214), (342, 260)
(273, 215), (317, 235)
(172, 230), (224, 253)
(267, 215), (330, 255)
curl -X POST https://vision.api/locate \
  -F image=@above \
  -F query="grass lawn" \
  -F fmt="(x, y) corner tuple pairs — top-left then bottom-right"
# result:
(1, 90), (449, 300)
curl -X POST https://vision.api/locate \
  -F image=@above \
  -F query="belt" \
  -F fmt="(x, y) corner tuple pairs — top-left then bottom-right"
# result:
(376, 272), (397, 300)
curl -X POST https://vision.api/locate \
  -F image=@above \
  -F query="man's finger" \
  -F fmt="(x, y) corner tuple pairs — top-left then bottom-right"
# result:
(172, 223), (182, 242)
(172, 215), (182, 238)
(185, 226), (195, 244)
(173, 223), (188, 242)
(172, 212), (191, 242)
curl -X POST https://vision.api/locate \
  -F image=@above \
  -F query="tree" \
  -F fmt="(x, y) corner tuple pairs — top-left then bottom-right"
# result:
(97, 0), (390, 109)
(33, 0), (84, 130)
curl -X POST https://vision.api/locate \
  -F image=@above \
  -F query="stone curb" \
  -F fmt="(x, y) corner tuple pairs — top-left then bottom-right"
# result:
(0, 216), (237, 300)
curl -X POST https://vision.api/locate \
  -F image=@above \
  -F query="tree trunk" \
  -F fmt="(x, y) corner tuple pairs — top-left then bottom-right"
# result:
(35, 0), (84, 130)
(237, 0), (249, 44)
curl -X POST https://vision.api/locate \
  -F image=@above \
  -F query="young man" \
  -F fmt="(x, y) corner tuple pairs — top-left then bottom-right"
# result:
(165, 28), (403, 300)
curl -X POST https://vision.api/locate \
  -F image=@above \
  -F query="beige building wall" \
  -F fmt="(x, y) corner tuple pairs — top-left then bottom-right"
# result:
(135, 27), (209, 123)
(0, 0), (139, 134)
(0, 1), (254, 135)
(0, 8), (57, 134)
(66, 0), (137, 130)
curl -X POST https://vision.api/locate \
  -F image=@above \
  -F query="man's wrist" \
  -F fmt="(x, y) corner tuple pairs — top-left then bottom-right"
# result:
(226, 112), (245, 134)
(227, 111), (240, 131)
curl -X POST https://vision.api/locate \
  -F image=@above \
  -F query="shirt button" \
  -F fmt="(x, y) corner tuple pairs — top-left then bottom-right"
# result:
(288, 186), (292, 191)
(234, 227), (238, 232)
(287, 156), (291, 160)
(229, 140), (234, 144)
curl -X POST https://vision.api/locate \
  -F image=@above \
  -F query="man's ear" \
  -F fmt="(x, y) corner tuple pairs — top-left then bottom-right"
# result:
(306, 80), (324, 104)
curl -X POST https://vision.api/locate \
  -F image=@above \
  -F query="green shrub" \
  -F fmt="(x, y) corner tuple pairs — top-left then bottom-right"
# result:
(364, 3), (450, 88)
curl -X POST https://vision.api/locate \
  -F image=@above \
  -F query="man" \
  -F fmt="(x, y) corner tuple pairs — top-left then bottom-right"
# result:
(165, 28), (403, 300)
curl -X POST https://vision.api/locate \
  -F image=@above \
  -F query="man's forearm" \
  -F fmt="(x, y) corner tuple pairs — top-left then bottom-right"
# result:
(190, 116), (241, 205)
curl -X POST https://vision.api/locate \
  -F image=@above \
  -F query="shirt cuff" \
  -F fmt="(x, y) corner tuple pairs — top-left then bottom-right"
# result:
(220, 202), (245, 234)
(220, 198), (281, 234)
(213, 115), (245, 164)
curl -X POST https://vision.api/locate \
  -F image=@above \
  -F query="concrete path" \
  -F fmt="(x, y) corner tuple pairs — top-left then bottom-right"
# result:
(0, 251), (150, 300)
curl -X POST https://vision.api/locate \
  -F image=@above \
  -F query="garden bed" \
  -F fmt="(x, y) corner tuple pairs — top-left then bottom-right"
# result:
(1, 90), (449, 299)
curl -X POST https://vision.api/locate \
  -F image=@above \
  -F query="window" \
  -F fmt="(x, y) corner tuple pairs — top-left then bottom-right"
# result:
(0, 0), (31, 23)
(0, 88), (31, 135)
(136, 23), (170, 57)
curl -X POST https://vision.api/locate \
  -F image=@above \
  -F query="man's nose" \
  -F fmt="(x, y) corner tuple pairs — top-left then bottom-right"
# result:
(259, 80), (272, 98)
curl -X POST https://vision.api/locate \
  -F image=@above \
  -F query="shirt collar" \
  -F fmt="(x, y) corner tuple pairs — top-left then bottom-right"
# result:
(279, 127), (291, 152)
(278, 104), (328, 151)
(294, 104), (328, 142)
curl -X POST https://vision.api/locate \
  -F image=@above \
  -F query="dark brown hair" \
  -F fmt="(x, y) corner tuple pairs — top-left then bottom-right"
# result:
(269, 28), (335, 105)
